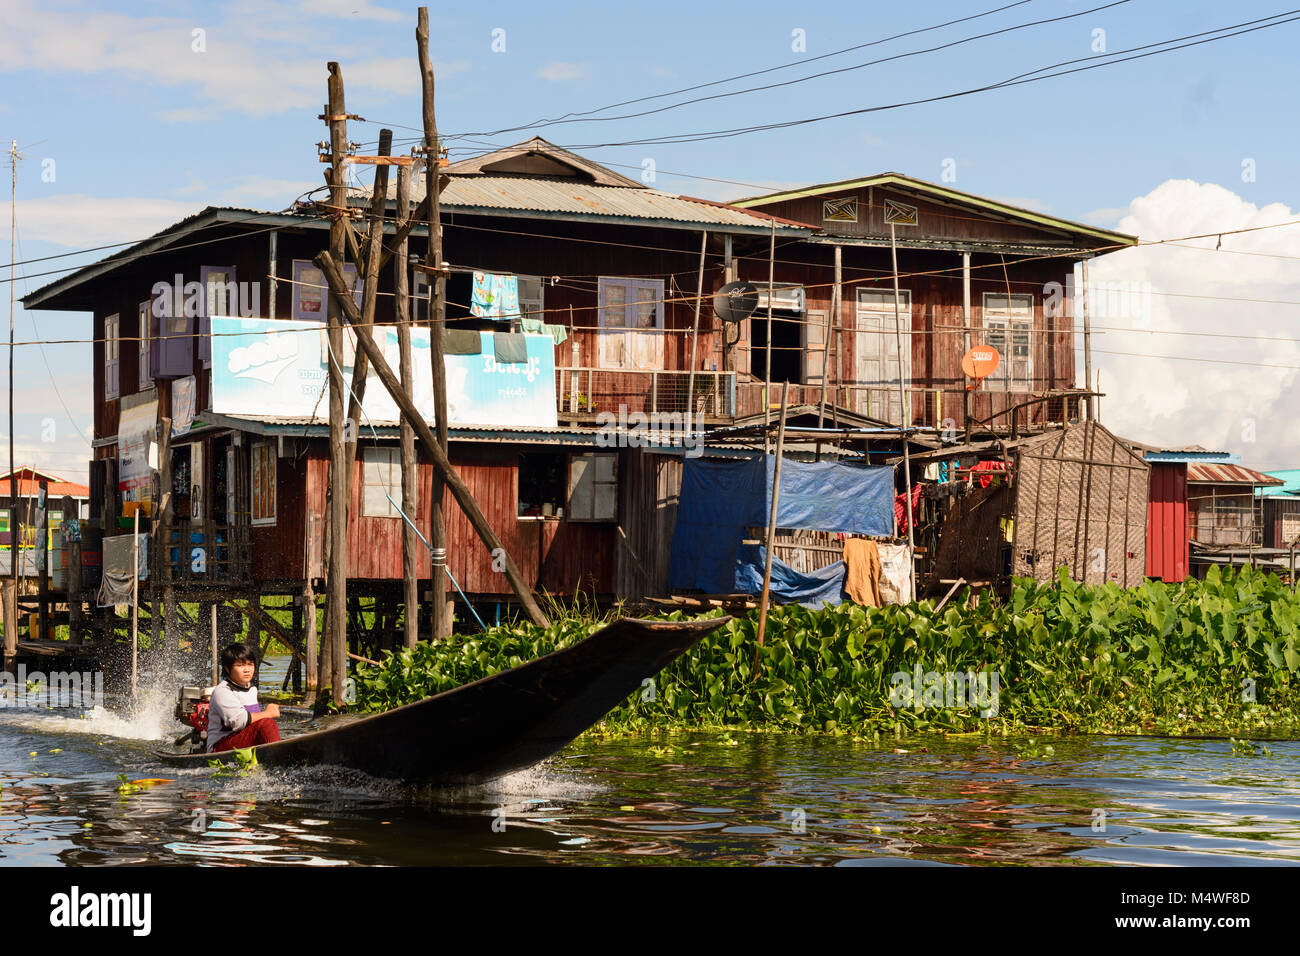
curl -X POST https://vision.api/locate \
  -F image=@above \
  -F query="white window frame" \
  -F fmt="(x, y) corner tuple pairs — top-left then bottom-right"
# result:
(138, 301), (153, 391)
(361, 446), (402, 518)
(104, 313), (120, 401)
(250, 441), (277, 526)
(597, 276), (664, 370)
(982, 292), (1034, 392)
(567, 452), (618, 522)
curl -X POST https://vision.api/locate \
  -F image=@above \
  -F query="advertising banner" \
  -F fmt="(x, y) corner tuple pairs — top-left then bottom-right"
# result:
(210, 317), (557, 428)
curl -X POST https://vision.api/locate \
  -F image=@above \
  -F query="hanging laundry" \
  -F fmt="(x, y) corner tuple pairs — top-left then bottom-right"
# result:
(843, 538), (883, 608)
(470, 271), (520, 320)
(894, 483), (923, 535)
(970, 459), (1009, 489)
(877, 543), (914, 605)
(444, 329), (482, 355)
(522, 317), (569, 345)
(493, 332), (528, 364)
(922, 461), (939, 481)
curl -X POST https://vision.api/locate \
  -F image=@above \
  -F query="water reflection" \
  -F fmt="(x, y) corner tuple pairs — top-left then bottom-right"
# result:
(2, 708), (1300, 865)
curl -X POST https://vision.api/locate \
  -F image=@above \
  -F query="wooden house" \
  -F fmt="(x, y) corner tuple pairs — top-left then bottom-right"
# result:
(732, 173), (1136, 430)
(22, 139), (1140, 640)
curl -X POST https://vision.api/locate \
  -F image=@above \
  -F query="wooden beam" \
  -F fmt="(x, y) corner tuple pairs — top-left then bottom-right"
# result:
(315, 248), (550, 628)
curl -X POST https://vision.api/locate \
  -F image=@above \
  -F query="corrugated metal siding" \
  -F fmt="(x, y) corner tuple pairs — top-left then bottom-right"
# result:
(1264, 496), (1300, 549)
(1146, 462), (1188, 582)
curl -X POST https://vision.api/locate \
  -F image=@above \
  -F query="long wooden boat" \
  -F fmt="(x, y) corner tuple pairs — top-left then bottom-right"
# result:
(153, 615), (729, 786)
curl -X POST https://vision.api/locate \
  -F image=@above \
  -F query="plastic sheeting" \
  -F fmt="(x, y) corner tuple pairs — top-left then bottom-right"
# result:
(669, 456), (895, 606)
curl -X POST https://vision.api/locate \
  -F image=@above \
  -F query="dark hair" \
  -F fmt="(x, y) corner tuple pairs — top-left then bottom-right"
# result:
(220, 642), (259, 677)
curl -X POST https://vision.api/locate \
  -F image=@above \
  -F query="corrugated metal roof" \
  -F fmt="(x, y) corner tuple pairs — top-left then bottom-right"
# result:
(352, 174), (810, 233)
(1187, 463), (1283, 485)
(443, 175), (800, 229)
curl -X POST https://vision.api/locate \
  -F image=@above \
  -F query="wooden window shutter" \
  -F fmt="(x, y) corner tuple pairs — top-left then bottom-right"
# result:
(104, 314), (120, 400)
(155, 286), (193, 378)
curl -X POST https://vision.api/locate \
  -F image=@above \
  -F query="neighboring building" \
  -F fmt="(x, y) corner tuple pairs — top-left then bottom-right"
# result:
(1259, 470), (1300, 550)
(1187, 463), (1281, 548)
(0, 466), (90, 580)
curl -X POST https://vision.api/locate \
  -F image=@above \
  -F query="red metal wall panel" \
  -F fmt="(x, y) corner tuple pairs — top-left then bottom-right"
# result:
(1146, 462), (1188, 582)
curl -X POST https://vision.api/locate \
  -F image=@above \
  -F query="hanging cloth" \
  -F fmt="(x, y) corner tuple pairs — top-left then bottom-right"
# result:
(877, 543), (914, 605)
(894, 483), (923, 535)
(843, 538), (883, 608)
(444, 329), (482, 355)
(470, 271), (520, 320)
(493, 332), (528, 364)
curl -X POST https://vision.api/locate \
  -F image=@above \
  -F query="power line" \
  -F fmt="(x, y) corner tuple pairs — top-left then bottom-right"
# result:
(459, 1), (1130, 136)
(550, 11), (1300, 148)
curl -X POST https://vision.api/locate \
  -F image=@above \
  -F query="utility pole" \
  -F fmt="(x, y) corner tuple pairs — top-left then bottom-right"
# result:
(9, 140), (20, 614)
(418, 6), (451, 639)
(323, 62), (350, 705)
(395, 155), (420, 648)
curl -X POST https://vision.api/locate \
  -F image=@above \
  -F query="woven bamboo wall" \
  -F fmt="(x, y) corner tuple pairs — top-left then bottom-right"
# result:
(1011, 422), (1149, 586)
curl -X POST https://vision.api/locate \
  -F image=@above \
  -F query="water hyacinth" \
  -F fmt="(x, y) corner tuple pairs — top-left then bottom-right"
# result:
(351, 566), (1300, 739)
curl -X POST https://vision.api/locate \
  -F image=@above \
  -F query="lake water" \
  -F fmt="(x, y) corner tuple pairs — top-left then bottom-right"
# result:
(2, 671), (1299, 866)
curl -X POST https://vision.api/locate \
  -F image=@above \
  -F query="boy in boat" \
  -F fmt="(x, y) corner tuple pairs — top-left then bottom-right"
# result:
(207, 642), (281, 753)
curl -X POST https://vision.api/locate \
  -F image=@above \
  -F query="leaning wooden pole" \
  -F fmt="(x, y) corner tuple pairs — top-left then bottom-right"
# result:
(324, 61), (349, 703)
(755, 382), (789, 664)
(394, 156), (421, 648)
(890, 222), (916, 570)
(418, 7), (452, 639)
(316, 250), (551, 628)
(341, 127), (395, 505)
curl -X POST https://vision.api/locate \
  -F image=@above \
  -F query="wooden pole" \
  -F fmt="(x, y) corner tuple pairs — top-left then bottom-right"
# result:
(963, 251), (972, 443)
(315, 250), (550, 628)
(763, 217), (775, 455)
(342, 127), (394, 504)
(395, 156), (421, 649)
(755, 382), (789, 661)
(131, 508), (139, 699)
(210, 601), (218, 686)
(418, 7), (452, 641)
(1082, 257), (1094, 421)
(324, 61), (349, 705)
(64, 496), (82, 644)
(36, 479), (48, 640)
(1, 577), (15, 669)
(158, 419), (176, 658)
(686, 230), (707, 423)
(890, 223), (916, 570)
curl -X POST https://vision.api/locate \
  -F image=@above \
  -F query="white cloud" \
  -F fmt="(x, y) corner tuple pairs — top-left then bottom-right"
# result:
(538, 62), (584, 82)
(0, 1), (462, 117)
(8, 195), (207, 247)
(1086, 179), (1300, 469)
(1083, 206), (1127, 226)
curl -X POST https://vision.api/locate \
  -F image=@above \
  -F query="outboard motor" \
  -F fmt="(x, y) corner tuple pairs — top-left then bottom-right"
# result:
(174, 685), (212, 754)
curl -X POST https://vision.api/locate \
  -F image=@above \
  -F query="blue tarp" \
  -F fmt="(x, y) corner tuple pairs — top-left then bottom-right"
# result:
(669, 456), (895, 607)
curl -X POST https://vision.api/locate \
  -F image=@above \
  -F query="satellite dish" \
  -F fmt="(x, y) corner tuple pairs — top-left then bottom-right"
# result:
(962, 346), (1000, 380)
(713, 282), (759, 323)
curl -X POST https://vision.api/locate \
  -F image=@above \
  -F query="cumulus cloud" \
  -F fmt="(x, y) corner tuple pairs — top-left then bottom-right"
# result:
(9, 195), (208, 247)
(0, 0), (464, 117)
(1085, 179), (1300, 470)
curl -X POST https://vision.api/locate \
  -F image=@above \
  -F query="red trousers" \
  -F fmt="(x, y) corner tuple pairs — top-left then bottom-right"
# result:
(213, 718), (281, 752)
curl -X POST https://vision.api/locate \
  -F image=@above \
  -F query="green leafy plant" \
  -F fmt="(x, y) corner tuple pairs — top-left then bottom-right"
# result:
(351, 566), (1300, 740)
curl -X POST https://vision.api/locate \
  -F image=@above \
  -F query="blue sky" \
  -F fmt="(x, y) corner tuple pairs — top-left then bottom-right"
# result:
(4, 0), (1300, 471)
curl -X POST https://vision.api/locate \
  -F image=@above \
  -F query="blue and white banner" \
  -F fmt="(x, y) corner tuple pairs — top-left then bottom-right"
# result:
(210, 317), (558, 428)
